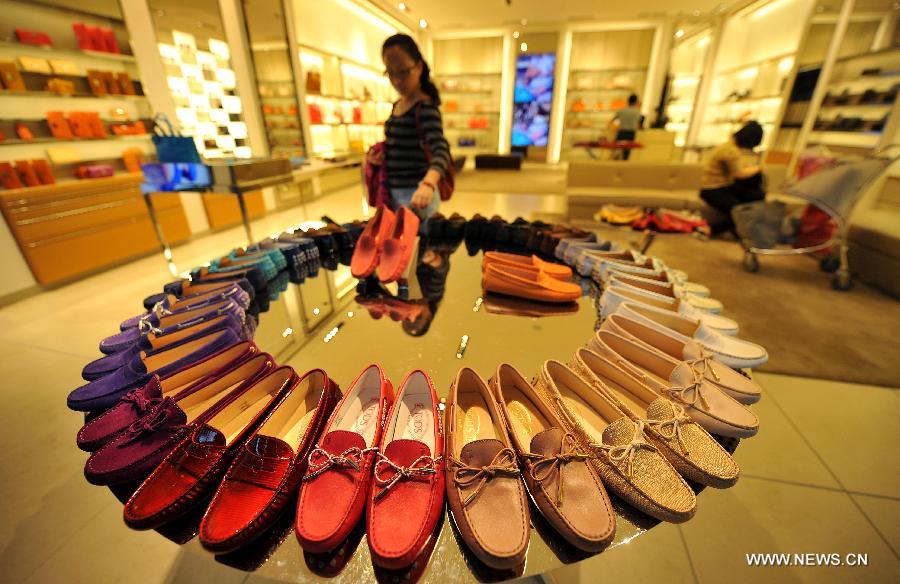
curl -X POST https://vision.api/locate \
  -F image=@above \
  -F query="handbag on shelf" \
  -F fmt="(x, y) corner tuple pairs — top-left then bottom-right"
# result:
(305, 69), (321, 94)
(46, 78), (76, 95)
(76, 164), (114, 179)
(365, 141), (389, 207)
(15, 29), (52, 47)
(151, 113), (202, 163)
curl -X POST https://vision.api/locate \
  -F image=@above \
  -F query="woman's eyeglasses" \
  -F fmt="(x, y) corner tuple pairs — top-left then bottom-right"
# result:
(384, 67), (414, 80)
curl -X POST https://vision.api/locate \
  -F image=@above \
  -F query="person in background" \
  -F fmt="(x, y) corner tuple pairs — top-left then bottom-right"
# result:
(610, 93), (642, 160)
(699, 121), (766, 235)
(367, 33), (451, 233)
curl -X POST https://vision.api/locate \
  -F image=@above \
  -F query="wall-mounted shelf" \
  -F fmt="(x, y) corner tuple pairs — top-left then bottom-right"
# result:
(0, 40), (137, 64)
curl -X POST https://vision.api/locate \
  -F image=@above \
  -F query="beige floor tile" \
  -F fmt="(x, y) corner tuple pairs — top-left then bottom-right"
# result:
(23, 501), (179, 584)
(851, 495), (900, 557)
(548, 523), (695, 584)
(165, 549), (248, 584)
(680, 477), (899, 584)
(755, 372), (900, 498)
(729, 378), (841, 490)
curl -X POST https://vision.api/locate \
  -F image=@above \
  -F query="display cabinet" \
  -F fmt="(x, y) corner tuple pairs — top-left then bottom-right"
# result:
(664, 30), (711, 148)
(432, 36), (504, 155)
(561, 28), (655, 160)
(299, 46), (393, 158)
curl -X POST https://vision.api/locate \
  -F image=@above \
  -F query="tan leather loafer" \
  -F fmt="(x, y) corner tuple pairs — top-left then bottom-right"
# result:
(572, 348), (740, 489)
(489, 363), (615, 553)
(601, 313), (762, 405)
(445, 368), (529, 570)
(534, 360), (696, 523)
(589, 330), (759, 439)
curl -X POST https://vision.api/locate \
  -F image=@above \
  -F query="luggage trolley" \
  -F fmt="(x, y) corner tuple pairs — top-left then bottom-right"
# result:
(740, 154), (897, 291)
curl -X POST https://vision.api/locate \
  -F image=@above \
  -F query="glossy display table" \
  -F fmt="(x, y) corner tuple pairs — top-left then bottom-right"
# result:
(111, 235), (739, 583)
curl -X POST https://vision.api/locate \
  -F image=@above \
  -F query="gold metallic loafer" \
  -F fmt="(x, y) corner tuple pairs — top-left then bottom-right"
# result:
(572, 347), (739, 489)
(534, 360), (696, 523)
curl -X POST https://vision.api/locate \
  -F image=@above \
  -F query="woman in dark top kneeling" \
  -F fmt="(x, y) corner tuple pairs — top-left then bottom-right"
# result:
(367, 34), (451, 231)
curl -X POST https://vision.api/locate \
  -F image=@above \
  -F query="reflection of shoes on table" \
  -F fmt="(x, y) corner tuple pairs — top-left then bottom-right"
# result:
(199, 367), (340, 553)
(483, 251), (573, 281)
(589, 330), (759, 438)
(367, 370), (444, 569)
(351, 205), (395, 278)
(490, 364), (616, 552)
(602, 312), (762, 404)
(295, 364), (393, 553)
(534, 360), (697, 523)
(609, 301), (767, 370)
(445, 367), (530, 570)
(572, 348), (740, 488)
(483, 263), (581, 303)
(482, 292), (578, 318)
(379, 207), (420, 283)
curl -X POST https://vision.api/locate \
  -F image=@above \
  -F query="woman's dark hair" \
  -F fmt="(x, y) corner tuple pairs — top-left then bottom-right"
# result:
(734, 121), (764, 149)
(382, 33), (441, 105)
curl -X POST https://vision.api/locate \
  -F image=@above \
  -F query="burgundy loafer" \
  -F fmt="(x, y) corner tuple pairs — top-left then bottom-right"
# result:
(84, 352), (275, 486)
(124, 366), (299, 530)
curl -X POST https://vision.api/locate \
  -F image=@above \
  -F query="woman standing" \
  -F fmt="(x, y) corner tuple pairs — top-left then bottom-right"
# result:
(368, 34), (451, 229)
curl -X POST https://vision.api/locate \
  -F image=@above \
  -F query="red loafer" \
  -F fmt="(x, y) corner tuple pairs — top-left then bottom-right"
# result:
(295, 364), (394, 553)
(199, 368), (341, 553)
(367, 369), (444, 570)
(123, 366), (299, 530)
(378, 207), (419, 283)
(351, 205), (395, 278)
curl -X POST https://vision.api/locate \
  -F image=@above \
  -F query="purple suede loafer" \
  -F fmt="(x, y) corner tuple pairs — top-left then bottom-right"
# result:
(120, 284), (251, 331)
(76, 341), (260, 452)
(68, 328), (240, 413)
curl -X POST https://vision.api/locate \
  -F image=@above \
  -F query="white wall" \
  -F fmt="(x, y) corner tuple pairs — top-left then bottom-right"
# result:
(715, 0), (815, 72)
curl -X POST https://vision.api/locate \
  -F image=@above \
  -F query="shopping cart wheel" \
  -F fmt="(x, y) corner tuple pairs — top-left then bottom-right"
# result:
(820, 255), (840, 273)
(742, 252), (759, 273)
(831, 272), (853, 291)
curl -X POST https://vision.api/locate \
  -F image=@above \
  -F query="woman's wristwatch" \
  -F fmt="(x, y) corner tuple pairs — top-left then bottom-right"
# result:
(418, 179), (437, 192)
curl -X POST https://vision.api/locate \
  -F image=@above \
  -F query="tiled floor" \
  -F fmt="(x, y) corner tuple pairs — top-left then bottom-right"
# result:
(0, 183), (896, 583)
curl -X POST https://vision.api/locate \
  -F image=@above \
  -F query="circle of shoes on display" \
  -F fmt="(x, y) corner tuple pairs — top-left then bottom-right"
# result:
(67, 209), (765, 582)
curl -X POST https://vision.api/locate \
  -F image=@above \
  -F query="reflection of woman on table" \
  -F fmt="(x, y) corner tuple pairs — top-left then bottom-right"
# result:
(403, 239), (452, 337)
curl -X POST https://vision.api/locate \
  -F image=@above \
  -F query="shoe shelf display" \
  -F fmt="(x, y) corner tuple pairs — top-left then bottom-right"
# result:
(298, 46), (394, 159)
(663, 29), (712, 148)
(432, 35), (504, 156)
(66, 206), (770, 582)
(807, 46), (900, 153)
(0, 2), (154, 187)
(560, 28), (654, 160)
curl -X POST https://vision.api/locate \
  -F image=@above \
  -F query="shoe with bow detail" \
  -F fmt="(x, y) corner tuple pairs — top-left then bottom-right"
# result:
(199, 368), (341, 553)
(295, 364), (394, 553)
(445, 367), (529, 570)
(84, 352), (275, 486)
(367, 370), (444, 570)
(490, 363), (615, 552)
(123, 366), (297, 529)
(77, 341), (259, 452)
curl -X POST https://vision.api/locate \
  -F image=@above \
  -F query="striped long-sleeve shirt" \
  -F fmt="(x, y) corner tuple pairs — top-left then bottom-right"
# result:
(384, 101), (451, 189)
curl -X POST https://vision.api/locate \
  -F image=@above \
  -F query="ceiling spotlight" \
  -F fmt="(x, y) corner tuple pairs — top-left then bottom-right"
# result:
(398, 2), (408, 10)
(674, 29), (685, 38)
(692, 10), (700, 17)
(521, 18), (528, 26)
(513, 30), (520, 39)
(520, 42), (528, 52)
(419, 18), (428, 28)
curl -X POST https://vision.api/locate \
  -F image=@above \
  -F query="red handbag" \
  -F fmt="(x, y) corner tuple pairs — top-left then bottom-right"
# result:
(15, 29), (52, 47)
(413, 103), (454, 201)
(365, 142), (390, 207)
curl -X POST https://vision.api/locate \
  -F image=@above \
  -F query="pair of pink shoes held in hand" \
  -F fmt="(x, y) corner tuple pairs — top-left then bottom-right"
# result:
(350, 205), (420, 283)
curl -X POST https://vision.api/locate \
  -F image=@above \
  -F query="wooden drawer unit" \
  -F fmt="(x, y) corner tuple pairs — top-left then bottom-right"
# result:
(148, 193), (191, 244)
(201, 191), (266, 230)
(0, 174), (160, 285)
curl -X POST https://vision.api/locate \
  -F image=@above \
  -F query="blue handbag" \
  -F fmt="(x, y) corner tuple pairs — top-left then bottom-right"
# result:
(151, 113), (202, 163)
(140, 162), (211, 193)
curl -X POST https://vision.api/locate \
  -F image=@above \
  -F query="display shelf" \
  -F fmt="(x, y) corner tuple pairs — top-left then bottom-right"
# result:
(715, 51), (796, 77)
(0, 90), (148, 101)
(0, 40), (136, 63)
(807, 130), (881, 148)
(0, 134), (149, 147)
(443, 111), (500, 115)
(712, 94), (783, 106)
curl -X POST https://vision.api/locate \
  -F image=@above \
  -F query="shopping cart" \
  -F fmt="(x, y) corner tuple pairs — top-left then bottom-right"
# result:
(740, 153), (898, 291)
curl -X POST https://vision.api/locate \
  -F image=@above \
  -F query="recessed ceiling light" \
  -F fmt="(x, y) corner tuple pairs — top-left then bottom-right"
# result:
(521, 18), (528, 26)
(513, 31), (520, 38)
(692, 10), (700, 16)
(674, 29), (685, 38)
(398, 2), (408, 10)
(520, 42), (528, 52)
(419, 18), (427, 28)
